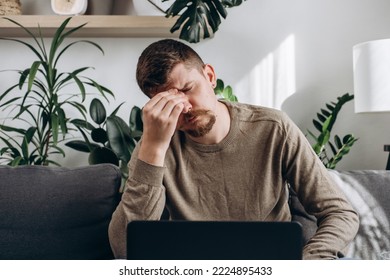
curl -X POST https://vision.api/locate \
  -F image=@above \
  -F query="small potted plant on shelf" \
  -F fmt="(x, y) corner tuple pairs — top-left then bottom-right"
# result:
(0, 17), (113, 166)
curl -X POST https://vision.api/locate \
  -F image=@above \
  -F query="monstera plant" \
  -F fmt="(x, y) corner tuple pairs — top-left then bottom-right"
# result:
(150, 0), (247, 43)
(0, 17), (113, 166)
(307, 93), (358, 169)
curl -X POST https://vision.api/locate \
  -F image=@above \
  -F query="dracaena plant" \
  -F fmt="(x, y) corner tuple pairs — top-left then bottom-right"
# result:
(66, 98), (143, 181)
(0, 17), (113, 166)
(151, 0), (246, 43)
(307, 93), (358, 169)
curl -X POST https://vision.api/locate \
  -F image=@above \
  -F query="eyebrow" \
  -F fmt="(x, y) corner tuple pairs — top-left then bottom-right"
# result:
(177, 82), (193, 91)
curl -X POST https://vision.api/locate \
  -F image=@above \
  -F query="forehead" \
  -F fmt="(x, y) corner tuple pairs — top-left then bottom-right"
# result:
(167, 63), (204, 88)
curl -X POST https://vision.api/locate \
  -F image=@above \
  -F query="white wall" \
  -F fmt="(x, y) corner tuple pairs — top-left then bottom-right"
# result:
(1, 0), (390, 170)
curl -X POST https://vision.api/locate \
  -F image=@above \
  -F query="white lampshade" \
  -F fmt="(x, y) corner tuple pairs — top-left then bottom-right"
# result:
(353, 39), (390, 113)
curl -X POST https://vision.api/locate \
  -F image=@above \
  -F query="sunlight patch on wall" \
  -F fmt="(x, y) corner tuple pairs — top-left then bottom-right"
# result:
(239, 34), (296, 110)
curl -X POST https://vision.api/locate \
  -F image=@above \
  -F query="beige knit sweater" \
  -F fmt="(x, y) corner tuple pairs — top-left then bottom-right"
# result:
(108, 101), (359, 260)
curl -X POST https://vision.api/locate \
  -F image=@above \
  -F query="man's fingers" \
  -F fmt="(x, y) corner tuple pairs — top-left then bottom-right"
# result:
(145, 90), (187, 121)
(145, 89), (178, 108)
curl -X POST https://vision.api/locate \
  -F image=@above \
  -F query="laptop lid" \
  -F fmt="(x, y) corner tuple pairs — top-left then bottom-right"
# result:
(126, 221), (303, 260)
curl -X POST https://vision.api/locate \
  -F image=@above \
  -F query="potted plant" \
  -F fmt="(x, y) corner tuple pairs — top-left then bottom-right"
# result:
(0, 17), (113, 166)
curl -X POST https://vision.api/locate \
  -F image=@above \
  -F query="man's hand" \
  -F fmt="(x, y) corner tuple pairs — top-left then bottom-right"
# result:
(138, 89), (191, 166)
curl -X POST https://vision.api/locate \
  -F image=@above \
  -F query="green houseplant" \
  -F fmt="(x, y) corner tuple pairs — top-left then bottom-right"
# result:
(307, 93), (358, 169)
(0, 17), (113, 166)
(149, 0), (247, 43)
(66, 98), (143, 181)
(214, 78), (238, 101)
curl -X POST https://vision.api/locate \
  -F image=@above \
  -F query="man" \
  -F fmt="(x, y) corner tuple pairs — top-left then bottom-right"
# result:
(108, 39), (359, 260)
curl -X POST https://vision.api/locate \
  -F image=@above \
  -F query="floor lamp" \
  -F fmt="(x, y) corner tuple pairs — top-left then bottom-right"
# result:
(353, 39), (390, 170)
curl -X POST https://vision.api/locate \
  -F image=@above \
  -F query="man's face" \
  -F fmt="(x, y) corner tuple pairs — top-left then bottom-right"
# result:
(167, 63), (217, 137)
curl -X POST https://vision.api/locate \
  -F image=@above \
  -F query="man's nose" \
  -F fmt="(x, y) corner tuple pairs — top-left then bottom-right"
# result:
(182, 100), (192, 114)
(178, 93), (192, 113)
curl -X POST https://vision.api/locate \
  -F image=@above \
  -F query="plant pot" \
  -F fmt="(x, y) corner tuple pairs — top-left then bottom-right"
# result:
(0, 0), (22, 15)
(86, 0), (115, 15)
(111, 0), (169, 15)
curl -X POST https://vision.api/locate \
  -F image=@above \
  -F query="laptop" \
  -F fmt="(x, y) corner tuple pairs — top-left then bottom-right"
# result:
(126, 221), (303, 260)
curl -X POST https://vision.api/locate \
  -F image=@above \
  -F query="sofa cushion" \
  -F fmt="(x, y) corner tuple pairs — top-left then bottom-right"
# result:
(0, 164), (121, 260)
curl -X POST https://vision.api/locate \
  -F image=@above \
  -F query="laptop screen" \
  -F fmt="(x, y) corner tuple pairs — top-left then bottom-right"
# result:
(127, 221), (303, 260)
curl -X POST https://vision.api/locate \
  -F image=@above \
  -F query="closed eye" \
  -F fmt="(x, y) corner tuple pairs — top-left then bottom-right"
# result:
(181, 87), (191, 92)
(178, 82), (194, 93)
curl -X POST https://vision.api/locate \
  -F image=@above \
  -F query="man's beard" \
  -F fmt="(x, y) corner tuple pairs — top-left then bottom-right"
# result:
(182, 109), (216, 137)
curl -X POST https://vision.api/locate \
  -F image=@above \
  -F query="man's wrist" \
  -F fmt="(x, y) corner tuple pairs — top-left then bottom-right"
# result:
(138, 141), (168, 167)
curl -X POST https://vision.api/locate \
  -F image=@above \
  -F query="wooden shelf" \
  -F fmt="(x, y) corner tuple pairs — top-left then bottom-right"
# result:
(0, 15), (179, 38)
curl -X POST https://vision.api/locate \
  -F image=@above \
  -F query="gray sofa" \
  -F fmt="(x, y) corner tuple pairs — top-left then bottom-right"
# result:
(0, 163), (388, 260)
(0, 164), (121, 260)
(291, 169), (390, 260)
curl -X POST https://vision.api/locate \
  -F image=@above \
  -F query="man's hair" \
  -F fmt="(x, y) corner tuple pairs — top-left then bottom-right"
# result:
(136, 39), (205, 97)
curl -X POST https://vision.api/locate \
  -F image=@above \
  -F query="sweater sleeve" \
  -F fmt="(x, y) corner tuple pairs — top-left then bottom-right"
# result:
(108, 142), (166, 259)
(281, 113), (359, 260)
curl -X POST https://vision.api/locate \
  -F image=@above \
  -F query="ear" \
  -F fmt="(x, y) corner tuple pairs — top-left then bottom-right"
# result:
(203, 64), (217, 88)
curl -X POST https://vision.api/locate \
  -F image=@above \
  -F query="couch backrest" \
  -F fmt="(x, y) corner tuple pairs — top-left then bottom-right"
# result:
(0, 164), (121, 260)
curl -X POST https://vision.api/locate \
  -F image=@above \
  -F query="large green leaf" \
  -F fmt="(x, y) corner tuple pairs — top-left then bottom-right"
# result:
(91, 127), (108, 144)
(66, 140), (99, 153)
(88, 147), (119, 166)
(71, 118), (95, 130)
(106, 115), (135, 163)
(129, 106), (143, 132)
(90, 98), (107, 125)
(166, 0), (229, 43)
